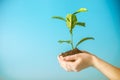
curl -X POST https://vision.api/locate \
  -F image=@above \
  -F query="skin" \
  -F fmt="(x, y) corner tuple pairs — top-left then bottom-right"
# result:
(57, 51), (120, 80)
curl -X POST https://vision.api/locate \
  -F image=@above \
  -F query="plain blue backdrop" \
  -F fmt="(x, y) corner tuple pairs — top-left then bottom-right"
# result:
(0, 0), (120, 80)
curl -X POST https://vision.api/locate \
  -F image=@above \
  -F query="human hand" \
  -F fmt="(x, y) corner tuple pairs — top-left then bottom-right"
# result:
(57, 51), (94, 72)
(58, 51), (120, 80)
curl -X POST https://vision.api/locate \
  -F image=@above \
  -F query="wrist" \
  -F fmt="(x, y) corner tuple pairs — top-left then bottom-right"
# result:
(91, 55), (98, 67)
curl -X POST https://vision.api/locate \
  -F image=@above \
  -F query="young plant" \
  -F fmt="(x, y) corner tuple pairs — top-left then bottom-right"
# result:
(52, 8), (94, 50)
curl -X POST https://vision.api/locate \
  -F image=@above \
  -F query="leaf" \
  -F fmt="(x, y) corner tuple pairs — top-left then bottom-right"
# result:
(76, 22), (85, 27)
(75, 37), (94, 48)
(66, 14), (77, 32)
(58, 40), (71, 44)
(52, 16), (66, 21)
(73, 8), (88, 14)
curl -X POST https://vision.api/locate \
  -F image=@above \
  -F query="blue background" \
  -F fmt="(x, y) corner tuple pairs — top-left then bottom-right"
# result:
(0, 0), (120, 80)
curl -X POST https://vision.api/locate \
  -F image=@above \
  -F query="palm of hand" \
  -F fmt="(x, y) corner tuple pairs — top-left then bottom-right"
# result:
(58, 52), (94, 72)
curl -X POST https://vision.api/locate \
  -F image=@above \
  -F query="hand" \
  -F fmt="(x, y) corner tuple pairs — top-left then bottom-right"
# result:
(57, 51), (94, 72)
(58, 51), (120, 80)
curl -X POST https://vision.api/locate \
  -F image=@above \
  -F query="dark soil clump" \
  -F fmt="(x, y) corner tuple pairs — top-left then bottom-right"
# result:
(61, 48), (82, 57)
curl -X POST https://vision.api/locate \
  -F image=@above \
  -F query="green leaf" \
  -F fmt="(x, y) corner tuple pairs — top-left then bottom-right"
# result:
(76, 22), (85, 27)
(66, 14), (77, 32)
(73, 8), (88, 14)
(58, 40), (71, 44)
(75, 37), (94, 48)
(52, 16), (66, 21)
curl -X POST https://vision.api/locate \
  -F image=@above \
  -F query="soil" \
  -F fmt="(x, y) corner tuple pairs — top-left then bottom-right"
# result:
(60, 48), (82, 57)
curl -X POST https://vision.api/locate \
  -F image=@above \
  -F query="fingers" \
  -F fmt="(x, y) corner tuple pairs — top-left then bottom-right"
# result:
(57, 51), (93, 72)
(66, 62), (73, 72)
(57, 54), (83, 72)
(57, 56), (74, 72)
(57, 56), (71, 71)
(63, 54), (77, 61)
(81, 50), (91, 54)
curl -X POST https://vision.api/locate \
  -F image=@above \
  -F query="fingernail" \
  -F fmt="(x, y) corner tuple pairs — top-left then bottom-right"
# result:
(59, 56), (62, 59)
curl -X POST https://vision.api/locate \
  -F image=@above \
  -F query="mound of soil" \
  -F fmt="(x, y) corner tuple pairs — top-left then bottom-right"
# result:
(61, 48), (82, 57)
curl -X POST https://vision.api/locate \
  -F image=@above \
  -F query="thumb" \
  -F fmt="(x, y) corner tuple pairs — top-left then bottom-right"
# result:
(63, 55), (77, 61)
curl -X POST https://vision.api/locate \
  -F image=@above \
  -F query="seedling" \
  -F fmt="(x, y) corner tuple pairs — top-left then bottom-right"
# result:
(52, 8), (94, 56)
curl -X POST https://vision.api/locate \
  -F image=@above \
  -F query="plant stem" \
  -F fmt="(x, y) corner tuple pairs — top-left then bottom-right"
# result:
(70, 31), (74, 50)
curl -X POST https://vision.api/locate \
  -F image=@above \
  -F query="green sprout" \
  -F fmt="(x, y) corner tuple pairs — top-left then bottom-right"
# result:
(52, 8), (94, 50)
